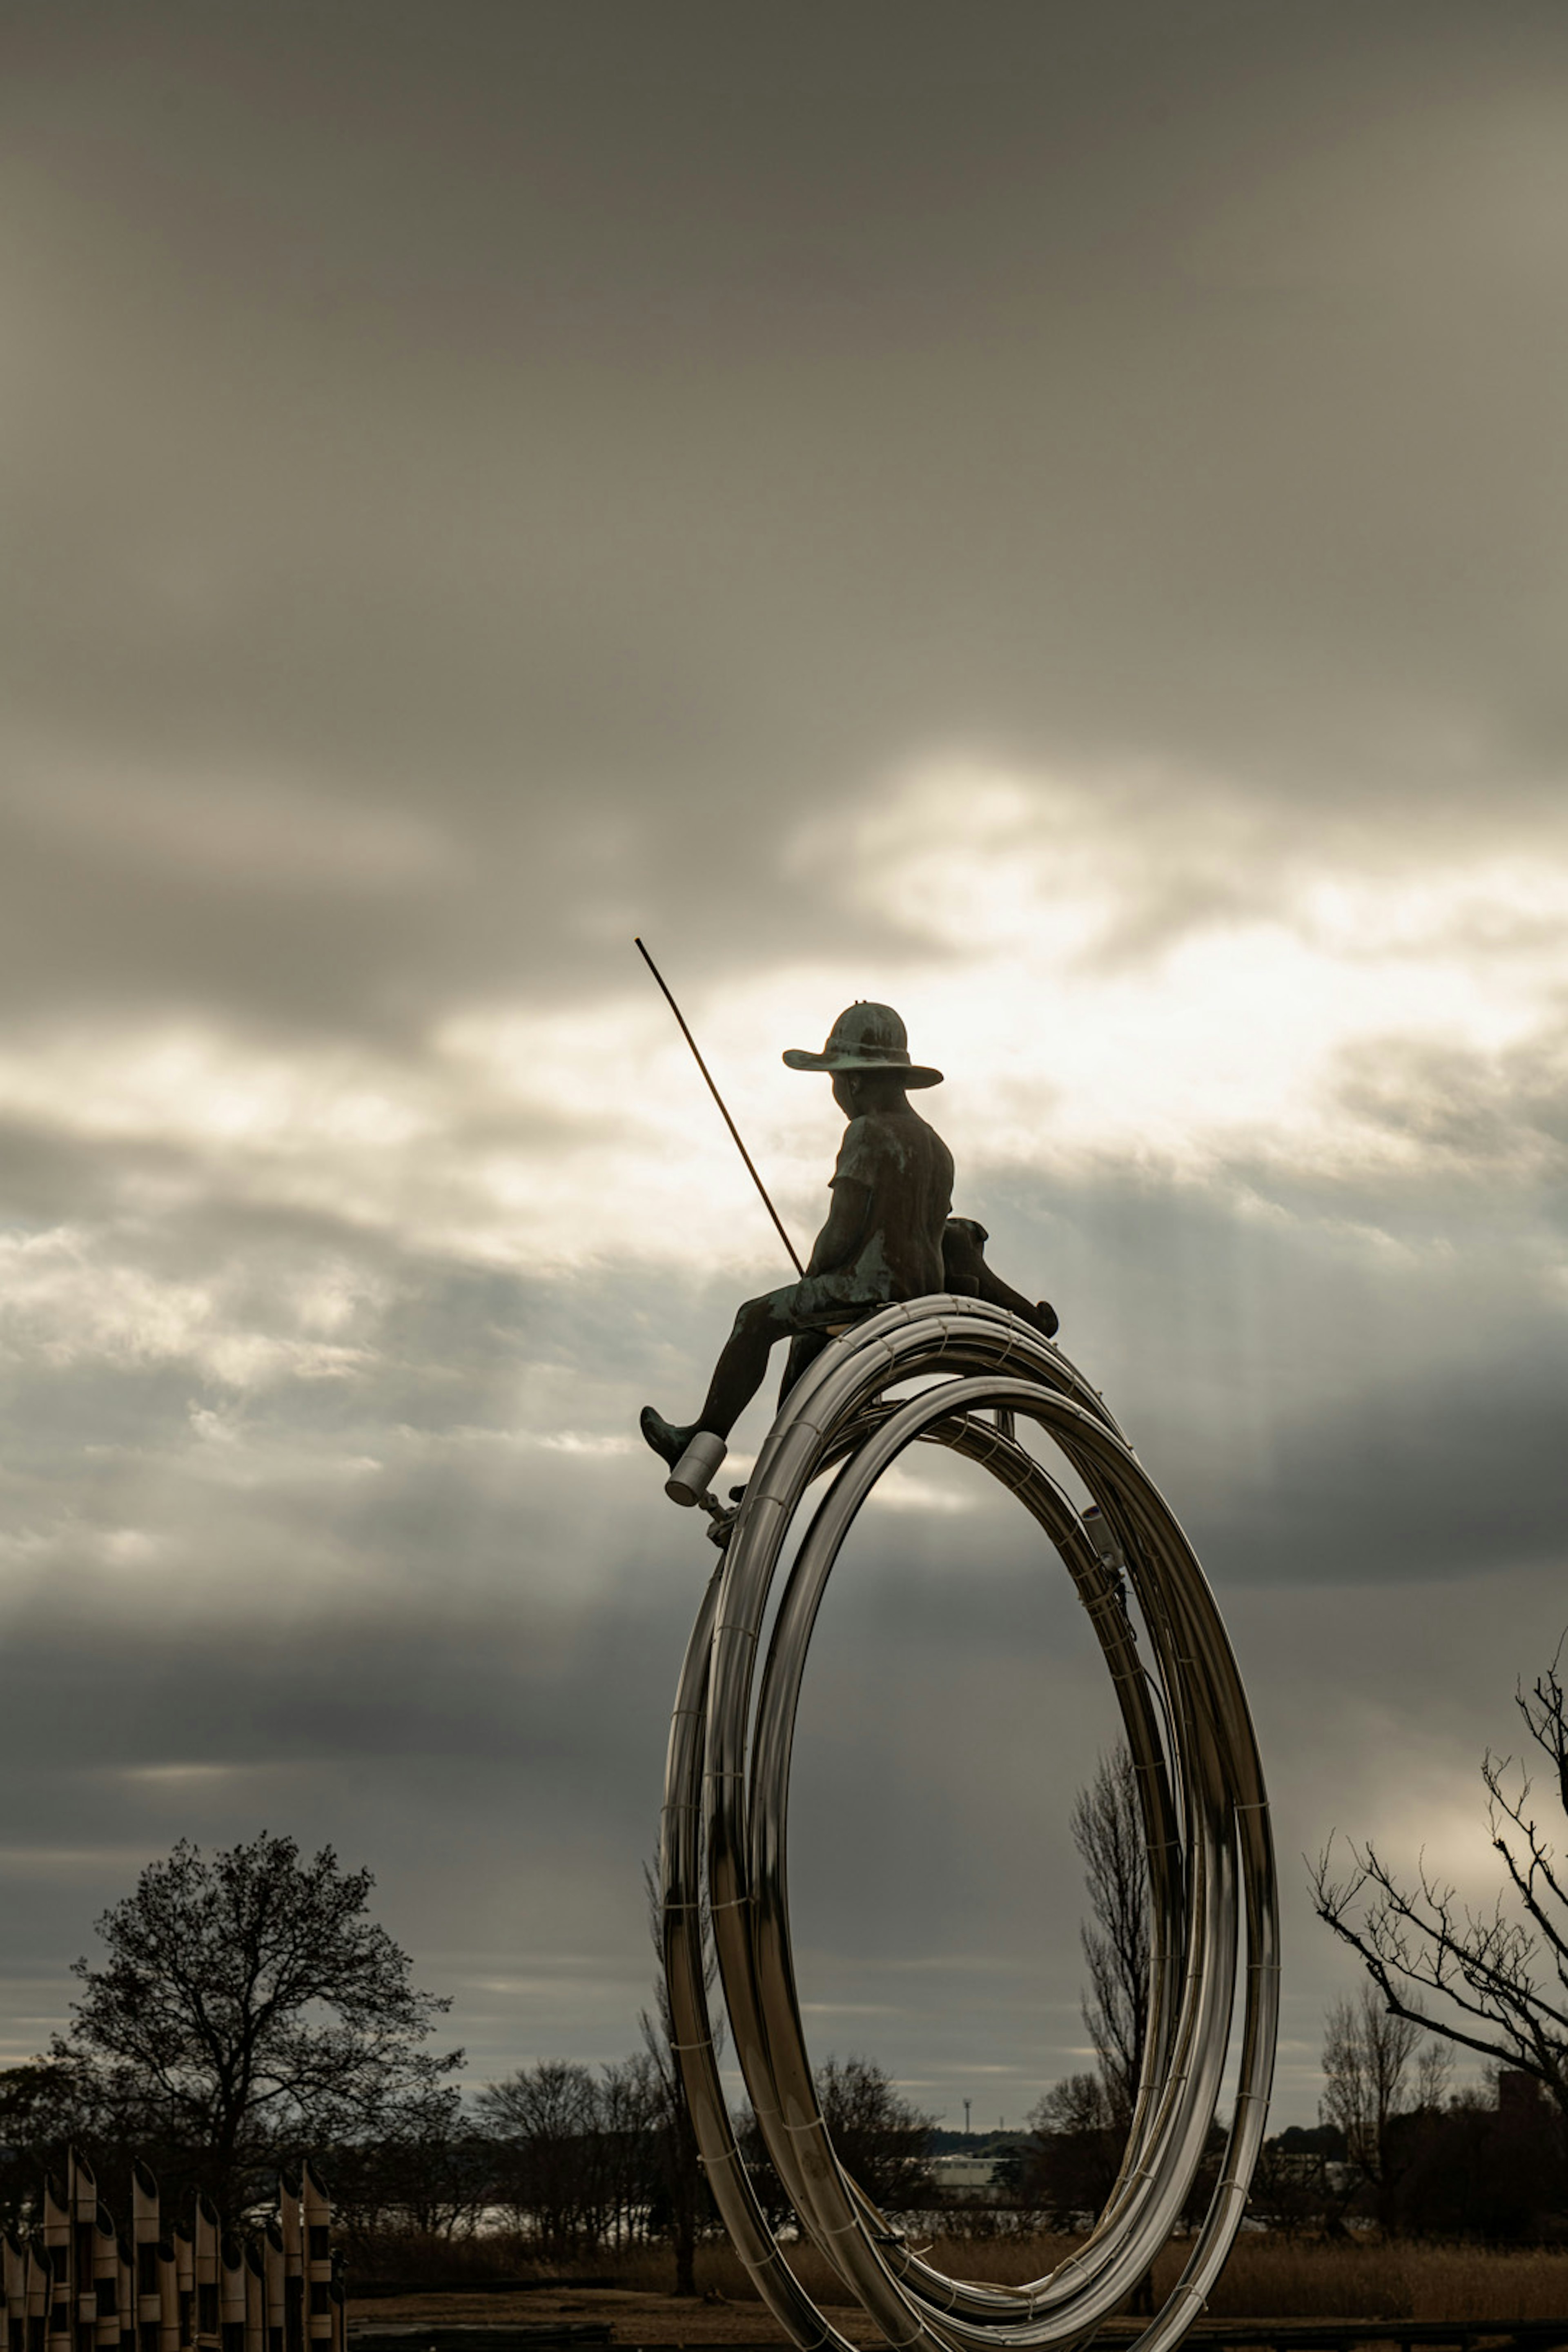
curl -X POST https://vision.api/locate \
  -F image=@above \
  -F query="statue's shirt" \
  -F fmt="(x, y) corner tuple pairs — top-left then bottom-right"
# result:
(830, 1107), (954, 1302)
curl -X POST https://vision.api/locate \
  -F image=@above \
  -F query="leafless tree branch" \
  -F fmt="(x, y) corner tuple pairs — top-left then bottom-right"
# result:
(1311, 1639), (1568, 2119)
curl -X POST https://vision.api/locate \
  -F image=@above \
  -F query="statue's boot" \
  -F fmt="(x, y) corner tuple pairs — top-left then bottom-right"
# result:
(640, 1408), (727, 1508)
(640, 1406), (696, 1467)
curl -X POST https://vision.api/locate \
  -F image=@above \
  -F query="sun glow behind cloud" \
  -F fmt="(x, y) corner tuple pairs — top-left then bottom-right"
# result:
(432, 762), (1568, 1266)
(1, 765), (1564, 1290)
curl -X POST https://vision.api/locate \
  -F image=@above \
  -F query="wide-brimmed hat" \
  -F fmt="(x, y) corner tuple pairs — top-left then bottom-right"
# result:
(782, 1002), (942, 1088)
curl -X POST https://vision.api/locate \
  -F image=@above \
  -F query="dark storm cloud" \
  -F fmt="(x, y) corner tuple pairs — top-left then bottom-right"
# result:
(3, 4), (1568, 1032)
(1334, 1025), (1568, 1176)
(907, 1130), (1568, 1592)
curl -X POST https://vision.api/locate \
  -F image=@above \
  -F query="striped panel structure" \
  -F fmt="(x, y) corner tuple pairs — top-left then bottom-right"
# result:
(0, 2156), (344, 2352)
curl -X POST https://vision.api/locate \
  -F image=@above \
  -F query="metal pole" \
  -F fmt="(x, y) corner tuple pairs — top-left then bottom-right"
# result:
(633, 938), (805, 1276)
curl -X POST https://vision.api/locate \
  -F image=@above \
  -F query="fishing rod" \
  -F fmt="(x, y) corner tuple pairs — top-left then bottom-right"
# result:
(634, 937), (806, 1276)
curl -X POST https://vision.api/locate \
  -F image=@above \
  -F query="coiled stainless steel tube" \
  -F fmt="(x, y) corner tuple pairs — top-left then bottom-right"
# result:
(660, 1297), (1278, 2352)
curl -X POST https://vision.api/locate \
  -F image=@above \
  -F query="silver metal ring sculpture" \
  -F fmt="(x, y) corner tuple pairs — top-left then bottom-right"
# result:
(661, 1296), (1278, 2352)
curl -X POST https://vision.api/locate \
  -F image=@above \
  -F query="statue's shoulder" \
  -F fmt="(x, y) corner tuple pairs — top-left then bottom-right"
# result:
(836, 1105), (951, 1187)
(832, 1111), (884, 1174)
(907, 1102), (955, 1167)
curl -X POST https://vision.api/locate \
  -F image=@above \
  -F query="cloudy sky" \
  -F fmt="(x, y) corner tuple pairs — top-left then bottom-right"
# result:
(2, 0), (1566, 2142)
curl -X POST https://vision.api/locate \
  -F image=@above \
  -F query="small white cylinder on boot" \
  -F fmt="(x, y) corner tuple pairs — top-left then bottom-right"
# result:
(667, 1430), (726, 1507)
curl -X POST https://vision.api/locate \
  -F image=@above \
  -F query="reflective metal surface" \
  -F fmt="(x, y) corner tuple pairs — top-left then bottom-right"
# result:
(660, 1297), (1279, 2352)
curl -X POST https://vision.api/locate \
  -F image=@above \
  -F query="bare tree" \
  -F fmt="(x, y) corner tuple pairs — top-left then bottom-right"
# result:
(814, 2054), (934, 2209)
(1070, 1746), (1150, 2125)
(738, 2055), (934, 2222)
(476, 2058), (655, 2256)
(1320, 1983), (1452, 2232)
(1321, 1985), (1423, 2167)
(639, 1863), (720, 2295)
(1313, 1645), (1568, 2122)
(637, 2009), (708, 2291)
(1022, 2073), (1121, 2225)
(55, 1833), (461, 2216)
(1019, 1750), (1154, 2292)
(328, 2084), (486, 2241)
(0, 2055), (108, 2230)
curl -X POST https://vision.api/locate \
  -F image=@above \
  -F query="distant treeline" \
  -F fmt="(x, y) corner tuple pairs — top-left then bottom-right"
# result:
(6, 2049), (1563, 2262)
(1020, 2067), (1567, 2247)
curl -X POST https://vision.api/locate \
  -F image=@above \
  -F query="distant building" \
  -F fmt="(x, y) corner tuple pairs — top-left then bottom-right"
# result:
(929, 2153), (1001, 2198)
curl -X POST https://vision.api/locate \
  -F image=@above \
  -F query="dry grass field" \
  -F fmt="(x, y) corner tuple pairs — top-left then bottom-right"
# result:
(904, 2236), (1568, 2321)
(350, 2234), (1568, 2331)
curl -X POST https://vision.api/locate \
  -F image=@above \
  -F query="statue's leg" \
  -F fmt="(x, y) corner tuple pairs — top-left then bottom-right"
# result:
(777, 1327), (830, 1409)
(694, 1290), (797, 1440)
(641, 1281), (851, 1501)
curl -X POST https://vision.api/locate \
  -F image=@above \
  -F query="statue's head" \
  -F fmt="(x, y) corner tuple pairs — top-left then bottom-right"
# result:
(782, 1002), (942, 1094)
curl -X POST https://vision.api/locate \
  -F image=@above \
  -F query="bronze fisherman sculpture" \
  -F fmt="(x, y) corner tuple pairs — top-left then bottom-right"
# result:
(644, 972), (1281, 2352)
(640, 1000), (1058, 1506)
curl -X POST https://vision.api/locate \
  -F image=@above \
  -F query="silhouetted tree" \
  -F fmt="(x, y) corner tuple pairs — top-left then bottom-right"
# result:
(1070, 1747), (1150, 2127)
(635, 2015), (709, 2291)
(639, 1863), (719, 2295)
(478, 2060), (608, 2254)
(816, 2054), (935, 2209)
(476, 2042), (716, 2270)
(738, 2054), (934, 2221)
(1385, 2070), (1565, 2241)
(1319, 1983), (1451, 2232)
(1247, 2123), (1348, 2236)
(325, 2084), (486, 2241)
(53, 1832), (461, 2215)
(0, 2056), (106, 2230)
(1314, 1646), (1568, 2125)
(1027, 1746), (1156, 2299)
(1021, 2072), (1121, 2226)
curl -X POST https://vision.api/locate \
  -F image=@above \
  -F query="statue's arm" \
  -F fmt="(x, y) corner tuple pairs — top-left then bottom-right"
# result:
(806, 1177), (871, 1277)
